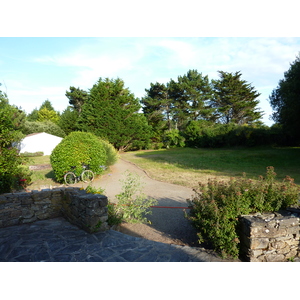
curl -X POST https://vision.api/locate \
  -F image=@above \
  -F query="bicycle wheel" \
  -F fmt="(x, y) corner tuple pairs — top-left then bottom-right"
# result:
(64, 172), (77, 185)
(81, 170), (94, 183)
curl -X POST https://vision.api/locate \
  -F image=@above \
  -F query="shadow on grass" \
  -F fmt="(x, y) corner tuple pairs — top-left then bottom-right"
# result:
(131, 147), (300, 184)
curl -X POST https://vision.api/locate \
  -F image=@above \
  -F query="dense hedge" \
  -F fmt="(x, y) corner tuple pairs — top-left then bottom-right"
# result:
(50, 131), (107, 183)
(183, 121), (286, 148)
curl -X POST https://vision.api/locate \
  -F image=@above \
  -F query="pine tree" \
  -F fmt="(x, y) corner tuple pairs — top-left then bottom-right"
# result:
(78, 78), (152, 151)
(211, 71), (262, 125)
(65, 86), (88, 114)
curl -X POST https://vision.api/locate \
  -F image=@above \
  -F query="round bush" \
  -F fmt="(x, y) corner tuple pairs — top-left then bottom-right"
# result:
(50, 131), (107, 183)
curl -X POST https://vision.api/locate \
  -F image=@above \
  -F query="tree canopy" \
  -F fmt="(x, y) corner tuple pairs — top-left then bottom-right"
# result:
(269, 54), (300, 144)
(65, 86), (88, 113)
(77, 77), (152, 151)
(211, 71), (263, 125)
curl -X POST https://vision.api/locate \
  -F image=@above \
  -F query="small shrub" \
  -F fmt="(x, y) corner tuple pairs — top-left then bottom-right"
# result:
(50, 131), (107, 183)
(163, 129), (185, 148)
(187, 166), (300, 258)
(114, 171), (158, 223)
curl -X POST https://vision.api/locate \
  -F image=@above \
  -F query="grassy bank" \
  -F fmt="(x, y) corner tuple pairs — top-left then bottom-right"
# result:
(121, 147), (300, 189)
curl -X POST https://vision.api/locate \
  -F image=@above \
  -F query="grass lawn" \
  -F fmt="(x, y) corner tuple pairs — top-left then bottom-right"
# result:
(121, 147), (300, 189)
(23, 155), (58, 190)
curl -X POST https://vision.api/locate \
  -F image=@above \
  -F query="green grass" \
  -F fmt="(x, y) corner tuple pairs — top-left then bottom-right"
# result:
(23, 155), (59, 189)
(122, 147), (300, 188)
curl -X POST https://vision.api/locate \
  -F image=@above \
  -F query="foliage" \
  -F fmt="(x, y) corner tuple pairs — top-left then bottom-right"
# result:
(113, 171), (158, 223)
(163, 129), (185, 148)
(22, 120), (66, 138)
(85, 185), (106, 195)
(27, 100), (60, 123)
(58, 106), (79, 135)
(77, 77), (152, 151)
(183, 121), (279, 148)
(187, 167), (300, 258)
(269, 54), (300, 145)
(211, 71), (263, 125)
(141, 70), (214, 142)
(65, 86), (88, 114)
(37, 107), (59, 124)
(0, 90), (32, 193)
(50, 131), (107, 183)
(98, 139), (119, 166)
(20, 151), (44, 157)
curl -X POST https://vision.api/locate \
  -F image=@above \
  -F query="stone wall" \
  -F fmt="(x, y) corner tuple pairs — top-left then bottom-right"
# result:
(239, 209), (300, 262)
(0, 187), (109, 233)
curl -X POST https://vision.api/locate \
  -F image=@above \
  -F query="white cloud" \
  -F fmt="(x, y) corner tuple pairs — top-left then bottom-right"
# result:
(11, 37), (300, 125)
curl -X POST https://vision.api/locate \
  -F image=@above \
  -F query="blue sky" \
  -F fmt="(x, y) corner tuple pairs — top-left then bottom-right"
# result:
(1, 37), (299, 125)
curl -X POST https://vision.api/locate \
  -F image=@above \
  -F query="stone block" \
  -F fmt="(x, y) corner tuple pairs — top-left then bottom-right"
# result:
(251, 226), (287, 238)
(285, 249), (298, 259)
(10, 210), (22, 218)
(277, 244), (291, 255)
(270, 240), (286, 249)
(21, 209), (35, 219)
(250, 238), (269, 250)
(265, 253), (285, 262)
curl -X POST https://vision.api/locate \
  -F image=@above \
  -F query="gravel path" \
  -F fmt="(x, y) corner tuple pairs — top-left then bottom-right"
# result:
(92, 157), (201, 247)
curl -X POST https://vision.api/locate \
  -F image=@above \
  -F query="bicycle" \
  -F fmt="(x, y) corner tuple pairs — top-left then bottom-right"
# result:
(64, 164), (95, 185)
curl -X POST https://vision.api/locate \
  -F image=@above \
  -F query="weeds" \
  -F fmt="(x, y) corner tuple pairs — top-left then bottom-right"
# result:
(114, 171), (158, 224)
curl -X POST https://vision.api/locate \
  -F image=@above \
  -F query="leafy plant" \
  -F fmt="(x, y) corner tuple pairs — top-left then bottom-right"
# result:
(85, 185), (106, 195)
(0, 90), (32, 193)
(114, 171), (158, 223)
(187, 166), (300, 258)
(50, 131), (107, 182)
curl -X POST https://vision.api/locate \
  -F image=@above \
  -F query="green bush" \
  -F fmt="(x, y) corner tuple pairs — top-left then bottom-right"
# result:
(163, 129), (185, 148)
(0, 91), (32, 193)
(50, 131), (107, 183)
(187, 166), (300, 258)
(98, 139), (119, 166)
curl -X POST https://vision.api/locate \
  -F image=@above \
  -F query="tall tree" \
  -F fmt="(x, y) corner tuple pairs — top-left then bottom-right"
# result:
(169, 70), (215, 130)
(58, 106), (79, 135)
(211, 71), (263, 125)
(40, 99), (55, 111)
(269, 55), (300, 144)
(77, 77), (152, 151)
(141, 82), (173, 136)
(65, 86), (88, 114)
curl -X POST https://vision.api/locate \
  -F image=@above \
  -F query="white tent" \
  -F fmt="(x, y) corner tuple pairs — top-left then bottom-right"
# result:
(19, 132), (63, 156)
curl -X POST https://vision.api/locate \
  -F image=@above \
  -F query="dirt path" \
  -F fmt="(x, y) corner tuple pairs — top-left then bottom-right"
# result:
(92, 157), (201, 247)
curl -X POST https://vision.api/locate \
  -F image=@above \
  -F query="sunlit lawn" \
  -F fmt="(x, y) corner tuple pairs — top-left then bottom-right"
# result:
(121, 147), (300, 189)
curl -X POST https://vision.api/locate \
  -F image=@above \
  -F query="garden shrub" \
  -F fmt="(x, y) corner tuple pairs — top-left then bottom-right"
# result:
(186, 166), (300, 258)
(163, 129), (185, 148)
(0, 91), (32, 193)
(50, 131), (107, 183)
(98, 139), (119, 166)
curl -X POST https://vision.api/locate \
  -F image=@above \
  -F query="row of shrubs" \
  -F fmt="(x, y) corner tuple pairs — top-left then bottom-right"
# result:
(186, 166), (300, 259)
(148, 122), (294, 149)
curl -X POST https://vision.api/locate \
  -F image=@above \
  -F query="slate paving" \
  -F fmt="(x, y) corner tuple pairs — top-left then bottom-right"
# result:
(0, 217), (227, 262)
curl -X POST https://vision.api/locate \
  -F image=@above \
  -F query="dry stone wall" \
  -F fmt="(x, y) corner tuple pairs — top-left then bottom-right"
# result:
(239, 209), (300, 262)
(0, 187), (109, 233)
